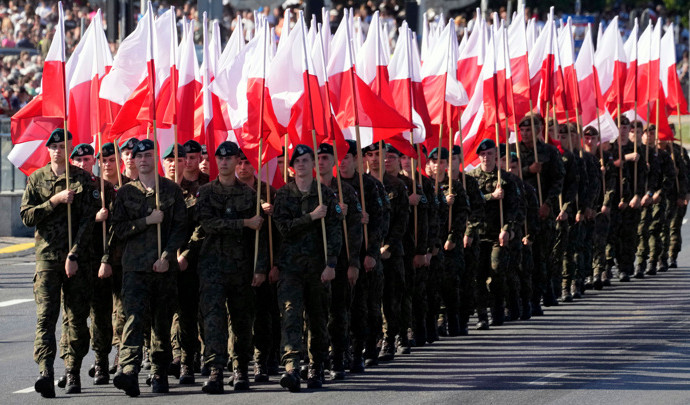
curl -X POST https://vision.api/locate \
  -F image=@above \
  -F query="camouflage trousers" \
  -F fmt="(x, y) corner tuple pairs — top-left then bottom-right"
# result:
(437, 246), (463, 328)
(350, 258), (383, 359)
(111, 265), (125, 347)
(580, 219), (596, 280)
(34, 264), (91, 373)
(278, 269), (331, 371)
(670, 201), (687, 261)
(462, 237), (480, 325)
(552, 219), (569, 297)
(507, 233), (523, 315)
(254, 280), (280, 367)
(476, 239), (508, 313)
(411, 260), (428, 342)
(637, 200), (667, 265)
(328, 259), (352, 357)
(382, 254), (405, 346)
(119, 271), (177, 375)
(607, 207), (641, 276)
(199, 268), (255, 371)
(425, 253), (441, 337)
(399, 252), (416, 345)
(172, 266), (201, 365)
(532, 217), (555, 306)
(592, 212), (611, 279)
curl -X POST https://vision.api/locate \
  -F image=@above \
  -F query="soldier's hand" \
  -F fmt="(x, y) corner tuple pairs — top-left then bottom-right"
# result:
(413, 254), (426, 268)
(65, 258), (78, 278)
(363, 255), (376, 272)
(321, 265), (336, 283)
(431, 247), (439, 256)
(678, 198), (686, 208)
(618, 201), (628, 210)
(556, 210), (568, 222)
(601, 205), (610, 215)
(522, 236), (532, 246)
(444, 240), (456, 251)
(613, 159), (623, 168)
(529, 162), (542, 174)
(629, 195), (641, 209)
(51, 189), (75, 206)
(98, 263), (112, 279)
(146, 209), (164, 225)
(380, 246), (391, 260)
(153, 258), (169, 273)
(244, 215), (264, 230)
(310, 204), (328, 220)
(177, 255), (188, 271)
(424, 253), (432, 266)
(361, 211), (369, 225)
(338, 202), (348, 216)
(347, 266), (359, 286)
(446, 194), (456, 206)
(585, 208), (596, 220)
(575, 211), (583, 223)
(625, 152), (640, 162)
(269, 266), (280, 284)
(641, 194), (652, 207)
(652, 191), (662, 204)
(491, 188), (504, 200)
(409, 193), (422, 206)
(538, 204), (551, 219)
(498, 230), (509, 247)
(252, 273), (266, 287)
(463, 235), (472, 248)
(95, 208), (109, 223)
(261, 202), (274, 216)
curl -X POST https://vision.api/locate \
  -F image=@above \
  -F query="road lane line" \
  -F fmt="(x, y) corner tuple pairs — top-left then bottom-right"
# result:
(0, 242), (34, 255)
(528, 372), (568, 385)
(14, 381), (57, 394)
(0, 298), (33, 307)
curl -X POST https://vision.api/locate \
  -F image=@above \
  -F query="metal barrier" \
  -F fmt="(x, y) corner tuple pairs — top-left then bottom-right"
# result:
(0, 117), (27, 193)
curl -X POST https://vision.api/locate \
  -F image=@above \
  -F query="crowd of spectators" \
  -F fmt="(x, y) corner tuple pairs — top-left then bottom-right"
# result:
(0, 0), (687, 117)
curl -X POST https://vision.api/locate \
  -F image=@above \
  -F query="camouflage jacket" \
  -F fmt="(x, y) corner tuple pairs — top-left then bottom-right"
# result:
(112, 177), (187, 272)
(197, 179), (267, 276)
(420, 174), (440, 252)
(609, 140), (644, 202)
(399, 172), (428, 256)
(559, 149), (579, 217)
(341, 172), (385, 259)
(468, 166), (519, 240)
(327, 177), (363, 269)
(21, 164), (98, 269)
(273, 180), (343, 271)
(382, 173), (409, 257)
(88, 176), (116, 266)
(669, 143), (689, 198)
(438, 174), (470, 245)
(103, 175), (132, 266)
(519, 140), (565, 211)
(178, 172), (210, 263)
(464, 173), (486, 239)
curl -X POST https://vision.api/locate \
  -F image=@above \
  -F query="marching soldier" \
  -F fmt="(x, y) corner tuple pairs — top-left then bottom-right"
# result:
(273, 145), (342, 392)
(119, 137), (140, 180)
(197, 141), (267, 394)
(162, 144), (185, 183)
(199, 144), (210, 175)
(21, 129), (97, 398)
(111, 139), (187, 396)
(665, 124), (690, 269)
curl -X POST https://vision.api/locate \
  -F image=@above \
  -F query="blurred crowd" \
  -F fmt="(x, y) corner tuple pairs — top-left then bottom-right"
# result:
(0, 0), (687, 117)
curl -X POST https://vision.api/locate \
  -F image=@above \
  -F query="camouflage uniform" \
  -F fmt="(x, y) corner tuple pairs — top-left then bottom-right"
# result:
(462, 174), (485, 327)
(557, 148), (581, 299)
(591, 150), (617, 284)
(380, 173), (409, 355)
(667, 143), (689, 264)
(171, 172), (209, 369)
(112, 177), (187, 376)
(521, 179), (540, 317)
(273, 180), (342, 372)
(468, 166), (519, 326)
(519, 140), (564, 309)
(196, 179), (267, 373)
(326, 178), (362, 371)
(503, 170), (526, 318)
(21, 164), (97, 375)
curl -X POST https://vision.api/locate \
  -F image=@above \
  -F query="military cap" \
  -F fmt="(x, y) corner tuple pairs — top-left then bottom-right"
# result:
(201, 144), (208, 155)
(345, 140), (358, 156)
(476, 139), (496, 154)
(614, 115), (630, 126)
(498, 143), (507, 157)
(183, 140), (202, 154)
(558, 123), (570, 134)
(519, 113), (544, 128)
(70, 143), (94, 159)
(317, 143), (334, 156)
(119, 137), (139, 151)
(290, 144), (315, 166)
(631, 120), (644, 129)
(238, 148), (248, 160)
(428, 147), (449, 160)
(509, 151), (518, 163)
(583, 126), (599, 137)
(96, 142), (116, 159)
(132, 139), (155, 157)
(452, 145), (461, 156)
(162, 143), (186, 159)
(362, 142), (381, 154)
(215, 141), (240, 157)
(45, 128), (72, 147)
(644, 124), (657, 133)
(385, 143), (402, 157)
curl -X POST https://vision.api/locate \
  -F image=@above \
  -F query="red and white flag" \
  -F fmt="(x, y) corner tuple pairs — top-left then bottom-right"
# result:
(660, 23), (688, 116)
(594, 16), (627, 116)
(42, 1), (67, 120)
(507, 7), (531, 123)
(456, 9), (486, 99)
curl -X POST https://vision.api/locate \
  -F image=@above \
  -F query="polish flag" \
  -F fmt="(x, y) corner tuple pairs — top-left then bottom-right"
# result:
(575, 25), (618, 143)
(594, 16), (627, 116)
(660, 23), (688, 116)
(554, 19), (579, 123)
(212, 16), (246, 138)
(622, 18), (639, 112)
(326, 8), (413, 149)
(507, 7), (531, 123)
(456, 9), (486, 99)
(42, 2), (67, 120)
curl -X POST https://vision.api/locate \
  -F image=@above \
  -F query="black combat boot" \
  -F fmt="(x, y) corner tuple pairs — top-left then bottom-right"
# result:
(520, 301), (532, 320)
(202, 367), (224, 394)
(231, 366), (250, 391)
(476, 308), (490, 330)
(280, 369), (301, 392)
(350, 340), (365, 373)
(306, 363), (324, 389)
(65, 371), (81, 394)
(57, 371), (67, 388)
(378, 340), (395, 361)
(167, 357), (181, 379)
(330, 352), (346, 380)
(490, 306), (505, 326)
(35, 369), (55, 398)
(447, 314), (461, 336)
(645, 259), (657, 275)
(113, 370), (140, 397)
(658, 259), (669, 272)
(150, 373), (169, 393)
(179, 363), (195, 384)
(254, 362), (269, 383)
(364, 339), (379, 367)
(458, 315), (470, 335)
(93, 363), (109, 385)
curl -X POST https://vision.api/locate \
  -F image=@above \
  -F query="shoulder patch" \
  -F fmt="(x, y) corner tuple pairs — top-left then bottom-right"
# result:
(335, 204), (342, 214)
(420, 194), (428, 204)
(92, 190), (100, 199)
(356, 202), (362, 212)
(377, 196), (383, 207)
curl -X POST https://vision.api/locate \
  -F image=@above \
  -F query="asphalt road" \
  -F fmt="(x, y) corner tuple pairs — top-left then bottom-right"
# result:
(2, 222), (690, 404)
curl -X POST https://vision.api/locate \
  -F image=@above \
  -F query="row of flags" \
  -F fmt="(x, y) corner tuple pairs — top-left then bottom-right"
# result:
(9, 2), (690, 180)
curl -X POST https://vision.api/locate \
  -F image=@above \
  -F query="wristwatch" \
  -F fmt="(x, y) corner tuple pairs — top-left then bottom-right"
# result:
(67, 254), (78, 262)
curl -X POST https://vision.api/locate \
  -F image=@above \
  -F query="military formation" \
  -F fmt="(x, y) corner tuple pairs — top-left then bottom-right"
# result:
(21, 111), (690, 397)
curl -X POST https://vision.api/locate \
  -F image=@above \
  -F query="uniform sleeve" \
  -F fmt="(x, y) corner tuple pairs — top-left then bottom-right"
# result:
(197, 187), (246, 234)
(423, 178), (440, 251)
(363, 178), (384, 259)
(161, 186), (188, 263)
(112, 187), (149, 239)
(273, 188), (315, 238)
(344, 185), (363, 269)
(502, 177), (519, 233)
(447, 181), (469, 244)
(100, 182), (118, 264)
(70, 176), (98, 257)
(383, 181), (409, 255)
(20, 174), (55, 228)
(545, 146), (565, 209)
(465, 176), (486, 237)
(324, 191), (343, 265)
(560, 153), (578, 217)
(413, 182), (429, 255)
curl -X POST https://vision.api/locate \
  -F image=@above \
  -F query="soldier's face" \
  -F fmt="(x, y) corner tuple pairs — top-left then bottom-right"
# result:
(236, 159), (255, 182)
(384, 153), (400, 174)
(339, 153), (356, 177)
(519, 126), (532, 145)
(292, 154), (315, 177)
(277, 155), (285, 169)
(135, 151), (155, 174)
(216, 155), (237, 176)
(163, 157), (183, 180)
(618, 124), (630, 141)
(558, 131), (570, 150)
(364, 150), (380, 172)
(400, 155), (411, 172)
(479, 148), (497, 172)
(318, 154), (335, 176)
(72, 155), (95, 173)
(121, 149), (136, 170)
(509, 161), (520, 176)
(47, 141), (70, 163)
(199, 154), (210, 174)
(451, 154), (460, 173)
(100, 155), (119, 177)
(184, 152), (201, 173)
(583, 135), (598, 150)
(643, 131), (656, 146)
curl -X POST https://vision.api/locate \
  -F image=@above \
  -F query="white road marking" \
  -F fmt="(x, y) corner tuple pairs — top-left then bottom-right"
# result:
(528, 372), (568, 385)
(0, 298), (33, 307)
(684, 219), (687, 225)
(14, 381), (58, 393)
